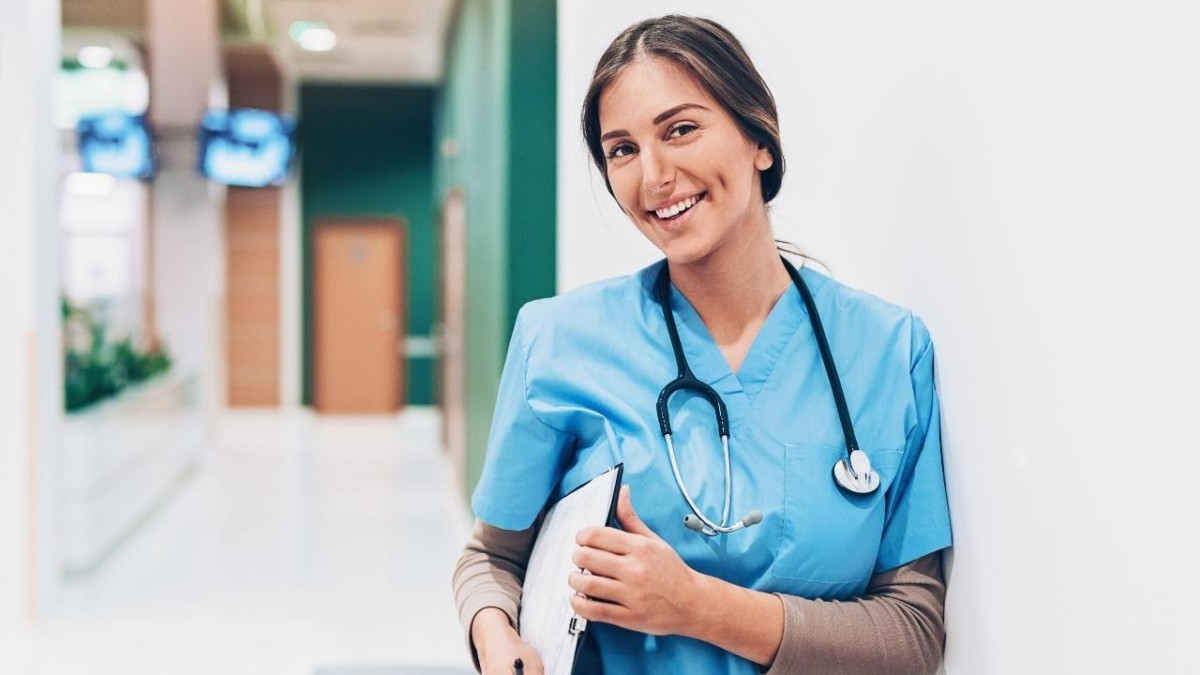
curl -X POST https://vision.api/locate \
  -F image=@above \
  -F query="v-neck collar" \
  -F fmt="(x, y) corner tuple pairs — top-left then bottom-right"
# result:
(664, 264), (808, 405)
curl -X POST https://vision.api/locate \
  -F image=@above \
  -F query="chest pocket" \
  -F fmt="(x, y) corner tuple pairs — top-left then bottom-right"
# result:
(771, 442), (904, 589)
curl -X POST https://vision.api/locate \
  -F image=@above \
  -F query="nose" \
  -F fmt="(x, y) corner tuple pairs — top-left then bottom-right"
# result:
(640, 145), (674, 201)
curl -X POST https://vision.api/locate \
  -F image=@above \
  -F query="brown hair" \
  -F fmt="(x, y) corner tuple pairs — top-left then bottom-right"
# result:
(581, 15), (785, 202)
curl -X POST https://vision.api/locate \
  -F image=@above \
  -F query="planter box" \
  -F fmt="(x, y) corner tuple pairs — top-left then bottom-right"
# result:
(59, 370), (205, 576)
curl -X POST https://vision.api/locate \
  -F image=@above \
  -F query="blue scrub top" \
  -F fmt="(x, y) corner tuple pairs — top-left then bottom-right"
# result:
(472, 260), (952, 675)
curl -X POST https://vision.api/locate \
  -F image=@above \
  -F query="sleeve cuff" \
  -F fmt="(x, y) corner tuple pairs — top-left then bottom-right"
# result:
(762, 593), (807, 675)
(461, 596), (520, 672)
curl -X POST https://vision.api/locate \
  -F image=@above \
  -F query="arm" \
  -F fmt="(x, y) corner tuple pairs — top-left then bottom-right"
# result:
(455, 506), (946, 675)
(691, 550), (946, 675)
(452, 518), (540, 673)
(763, 551), (946, 675)
(570, 487), (947, 674)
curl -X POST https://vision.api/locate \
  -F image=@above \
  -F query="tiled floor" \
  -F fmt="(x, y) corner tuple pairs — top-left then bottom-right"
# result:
(2, 409), (475, 675)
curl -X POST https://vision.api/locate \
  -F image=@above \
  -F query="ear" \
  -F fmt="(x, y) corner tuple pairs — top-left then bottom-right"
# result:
(754, 143), (774, 172)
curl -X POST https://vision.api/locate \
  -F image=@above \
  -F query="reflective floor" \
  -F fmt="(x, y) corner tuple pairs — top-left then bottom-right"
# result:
(2, 409), (474, 675)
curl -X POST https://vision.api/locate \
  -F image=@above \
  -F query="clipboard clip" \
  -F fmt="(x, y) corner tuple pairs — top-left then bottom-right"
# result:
(569, 567), (590, 636)
(568, 615), (588, 635)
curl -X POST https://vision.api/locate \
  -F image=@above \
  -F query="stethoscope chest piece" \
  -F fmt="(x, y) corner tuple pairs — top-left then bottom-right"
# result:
(833, 449), (880, 495)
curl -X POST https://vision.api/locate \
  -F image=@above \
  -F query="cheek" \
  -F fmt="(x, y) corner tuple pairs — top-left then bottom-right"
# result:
(718, 152), (761, 197)
(685, 141), (752, 192)
(608, 167), (642, 215)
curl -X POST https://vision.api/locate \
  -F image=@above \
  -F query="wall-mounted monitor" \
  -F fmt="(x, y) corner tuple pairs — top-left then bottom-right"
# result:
(198, 108), (297, 188)
(76, 112), (156, 180)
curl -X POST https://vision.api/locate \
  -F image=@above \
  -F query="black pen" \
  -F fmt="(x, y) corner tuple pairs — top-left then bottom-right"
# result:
(512, 657), (525, 675)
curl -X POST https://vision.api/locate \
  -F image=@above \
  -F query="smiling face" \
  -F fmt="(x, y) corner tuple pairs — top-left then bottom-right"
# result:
(598, 57), (774, 266)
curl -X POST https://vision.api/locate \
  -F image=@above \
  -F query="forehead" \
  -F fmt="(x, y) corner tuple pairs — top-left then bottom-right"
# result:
(598, 57), (717, 131)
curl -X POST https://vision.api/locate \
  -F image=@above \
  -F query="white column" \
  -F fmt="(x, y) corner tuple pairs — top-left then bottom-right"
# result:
(277, 57), (303, 409)
(146, 0), (227, 418)
(0, 0), (62, 627)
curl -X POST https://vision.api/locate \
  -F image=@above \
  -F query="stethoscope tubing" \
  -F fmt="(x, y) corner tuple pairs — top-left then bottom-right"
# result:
(782, 257), (862, 459)
(664, 433), (737, 533)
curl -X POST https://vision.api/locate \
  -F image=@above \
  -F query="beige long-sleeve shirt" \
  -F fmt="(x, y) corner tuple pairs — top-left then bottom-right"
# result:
(453, 518), (947, 674)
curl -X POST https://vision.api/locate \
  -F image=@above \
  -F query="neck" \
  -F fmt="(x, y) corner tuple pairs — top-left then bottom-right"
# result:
(668, 211), (792, 345)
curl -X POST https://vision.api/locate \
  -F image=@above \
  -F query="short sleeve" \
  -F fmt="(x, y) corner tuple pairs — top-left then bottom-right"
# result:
(875, 318), (953, 573)
(470, 308), (575, 530)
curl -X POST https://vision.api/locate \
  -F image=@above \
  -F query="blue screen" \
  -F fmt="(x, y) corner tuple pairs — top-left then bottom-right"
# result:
(198, 109), (296, 188)
(77, 113), (155, 180)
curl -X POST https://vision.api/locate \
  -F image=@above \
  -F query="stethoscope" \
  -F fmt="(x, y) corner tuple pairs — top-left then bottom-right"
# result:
(655, 256), (879, 537)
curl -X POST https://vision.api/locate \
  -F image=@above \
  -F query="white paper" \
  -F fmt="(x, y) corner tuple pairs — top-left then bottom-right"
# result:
(519, 466), (621, 675)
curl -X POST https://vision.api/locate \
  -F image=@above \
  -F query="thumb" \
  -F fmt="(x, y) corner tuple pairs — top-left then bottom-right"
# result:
(616, 485), (658, 538)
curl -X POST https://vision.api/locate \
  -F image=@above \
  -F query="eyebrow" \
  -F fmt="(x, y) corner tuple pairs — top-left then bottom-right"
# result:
(599, 103), (712, 143)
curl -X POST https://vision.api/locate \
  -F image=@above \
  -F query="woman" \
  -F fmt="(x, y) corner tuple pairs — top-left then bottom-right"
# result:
(454, 15), (951, 675)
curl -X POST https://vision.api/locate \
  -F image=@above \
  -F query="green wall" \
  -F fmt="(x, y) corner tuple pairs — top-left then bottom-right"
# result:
(436, 0), (557, 497)
(506, 0), (558, 332)
(300, 85), (437, 406)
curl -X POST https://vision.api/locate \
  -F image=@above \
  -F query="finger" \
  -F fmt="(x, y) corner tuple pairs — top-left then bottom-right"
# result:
(572, 545), (627, 578)
(615, 485), (658, 538)
(576, 524), (642, 555)
(570, 593), (633, 627)
(568, 570), (627, 604)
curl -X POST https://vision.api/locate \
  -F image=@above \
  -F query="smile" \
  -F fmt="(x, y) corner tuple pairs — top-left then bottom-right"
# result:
(652, 193), (705, 220)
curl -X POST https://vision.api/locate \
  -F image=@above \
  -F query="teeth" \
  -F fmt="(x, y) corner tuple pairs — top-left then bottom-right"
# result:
(655, 194), (700, 219)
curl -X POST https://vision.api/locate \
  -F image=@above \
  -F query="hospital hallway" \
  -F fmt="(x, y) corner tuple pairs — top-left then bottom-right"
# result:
(0, 410), (475, 675)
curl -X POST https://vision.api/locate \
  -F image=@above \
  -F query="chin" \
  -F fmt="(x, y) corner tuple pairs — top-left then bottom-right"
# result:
(658, 240), (715, 267)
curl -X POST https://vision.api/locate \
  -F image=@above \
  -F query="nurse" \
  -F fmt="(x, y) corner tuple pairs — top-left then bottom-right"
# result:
(454, 14), (952, 675)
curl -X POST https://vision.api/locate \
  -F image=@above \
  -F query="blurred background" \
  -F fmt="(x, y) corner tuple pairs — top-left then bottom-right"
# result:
(1, 1), (1198, 674)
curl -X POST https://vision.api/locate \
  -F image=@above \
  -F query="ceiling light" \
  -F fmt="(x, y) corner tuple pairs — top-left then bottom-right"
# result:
(77, 46), (114, 69)
(289, 21), (337, 52)
(299, 29), (337, 52)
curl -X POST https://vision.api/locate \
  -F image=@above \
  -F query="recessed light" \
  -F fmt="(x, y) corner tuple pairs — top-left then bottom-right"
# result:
(289, 21), (337, 52)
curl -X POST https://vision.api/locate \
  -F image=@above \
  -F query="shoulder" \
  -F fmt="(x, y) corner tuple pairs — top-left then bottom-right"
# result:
(801, 265), (933, 369)
(514, 262), (661, 347)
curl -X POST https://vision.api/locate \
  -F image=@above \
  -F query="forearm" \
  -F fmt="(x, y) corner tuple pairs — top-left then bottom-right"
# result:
(470, 608), (519, 659)
(685, 572), (784, 665)
(766, 551), (946, 675)
(452, 519), (539, 668)
(686, 552), (946, 675)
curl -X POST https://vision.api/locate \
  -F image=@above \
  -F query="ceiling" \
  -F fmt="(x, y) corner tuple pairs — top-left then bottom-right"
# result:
(62, 0), (459, 84)
(263, 0), (456, 83)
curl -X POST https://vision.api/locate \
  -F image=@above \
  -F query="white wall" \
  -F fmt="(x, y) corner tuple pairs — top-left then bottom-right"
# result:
(0, 0), (62, 627)
(559, 2), (1200, 672)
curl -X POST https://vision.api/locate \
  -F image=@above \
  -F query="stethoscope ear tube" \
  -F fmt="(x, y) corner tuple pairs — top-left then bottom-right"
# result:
(683, 511), (762, 536)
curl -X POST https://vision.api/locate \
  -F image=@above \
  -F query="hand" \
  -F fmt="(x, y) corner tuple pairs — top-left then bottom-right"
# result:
(472, 607), (545, 675)
(568, 485), (700, 636)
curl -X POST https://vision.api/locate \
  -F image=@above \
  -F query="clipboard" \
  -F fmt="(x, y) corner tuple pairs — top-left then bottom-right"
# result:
(518, 464), (623, 675)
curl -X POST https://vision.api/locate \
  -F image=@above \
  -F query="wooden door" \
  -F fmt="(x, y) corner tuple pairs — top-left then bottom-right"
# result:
(438, 189), (467, 486)
(313, 220), (406, 413)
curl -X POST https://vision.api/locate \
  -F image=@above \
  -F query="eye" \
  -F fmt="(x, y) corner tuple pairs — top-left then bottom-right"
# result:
(667, 122), (699, 139)
(606, 142), (635, 160)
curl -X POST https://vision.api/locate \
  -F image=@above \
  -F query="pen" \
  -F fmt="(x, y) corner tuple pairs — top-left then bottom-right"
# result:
(513, 657), (524, 675)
